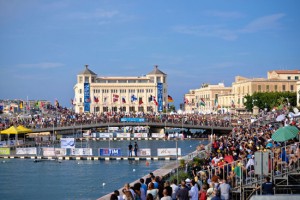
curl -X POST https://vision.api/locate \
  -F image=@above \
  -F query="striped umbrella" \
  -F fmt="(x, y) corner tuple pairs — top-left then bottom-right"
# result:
(271, 126), (299, 142)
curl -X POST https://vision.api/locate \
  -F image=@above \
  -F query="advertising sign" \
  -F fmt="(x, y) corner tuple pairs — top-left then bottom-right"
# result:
(151, 133), (165, 138)
(116, 133), (130, 138)
(71, 148), (93, 156)
(157, 148), (181, 156)
(99, 133), (113, 138)
(157, 83), (163, 112)
(60, 138), (75, 148)
(99, 148), (121, 156)
(0, 141), (6, 147)
(139, 148), (151, 156)
(0, 148), (10, 155)
(16, 147), (37, 155)
(84, 83), (90, 112)
(43, 148), (66, 156)
(134, 133), (148, 138)
(120, 118), (145, 122)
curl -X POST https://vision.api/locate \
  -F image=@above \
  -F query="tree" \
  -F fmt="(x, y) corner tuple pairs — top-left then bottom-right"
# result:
(243, 92), (296, 111)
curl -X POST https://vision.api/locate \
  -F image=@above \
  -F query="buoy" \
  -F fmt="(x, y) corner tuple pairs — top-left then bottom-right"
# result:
(102, 183), (106, 186)
(146, 161), (149, 166)
(190, 145), (192, 147)
(133, 169), (136, 172)
(2, 160), (5, 163)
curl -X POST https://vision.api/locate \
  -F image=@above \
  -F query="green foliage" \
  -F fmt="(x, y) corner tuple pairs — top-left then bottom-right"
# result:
(168, 105), (176, 112)
(243, 92), (296, 111)
(192, 157), (205, 166)
(168, 170), (189, 183)
(179, 159), (185, 168)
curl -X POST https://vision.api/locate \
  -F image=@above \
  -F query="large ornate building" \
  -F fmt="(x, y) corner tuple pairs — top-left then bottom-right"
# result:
(73, 65), (168, 113)
(184, 70), (300, 113)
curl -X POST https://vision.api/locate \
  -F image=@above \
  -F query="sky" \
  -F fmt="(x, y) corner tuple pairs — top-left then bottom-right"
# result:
(0, 0), (299, 109)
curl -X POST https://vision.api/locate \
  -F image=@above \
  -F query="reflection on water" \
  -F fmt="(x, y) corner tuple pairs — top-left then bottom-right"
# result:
(0, 140), (207, 200)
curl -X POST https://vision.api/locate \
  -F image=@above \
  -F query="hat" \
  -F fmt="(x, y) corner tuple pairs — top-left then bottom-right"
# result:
(185, 178), (191, 183)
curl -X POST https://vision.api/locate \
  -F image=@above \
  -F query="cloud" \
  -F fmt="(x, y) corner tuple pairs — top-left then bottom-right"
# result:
(240, 13), (285, 33)
(172, 25), (238, 41)
(173, 13), (285, 41)
(17, 62), (65, 69)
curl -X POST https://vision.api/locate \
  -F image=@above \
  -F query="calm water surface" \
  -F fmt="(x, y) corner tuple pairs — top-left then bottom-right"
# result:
(0, 140), (207, 200)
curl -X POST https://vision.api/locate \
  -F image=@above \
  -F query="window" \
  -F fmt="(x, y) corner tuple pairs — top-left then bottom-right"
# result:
(275, 85), (278, 91)
(266, 85), (270, 92)
(163, 77), (166, 83)
(291, 85), (294, 91)
(258, 85), (262, 92)
(111, 107), (118, 112)
(288, 76), (291, 80)
(282, 85), (286, 91)
(103, 107), (108, 112)
(147, 106), (153, 112)
(156, 77), (161, 83)
(120, 106), (126, 112)
(118, 80), (127, 83)
(128, 80), (136, 83)
(138, 106), (144, 112)
(295, 76), (299, 80)
(84, 76), (89, 83)
(80, 98), (82, 103)
(79, 76), (83, 83)
(129, 106), (135, 112)
(79, 89), (82, 94)
(91, 77), (95, 83)
(108, 80), (117, 83)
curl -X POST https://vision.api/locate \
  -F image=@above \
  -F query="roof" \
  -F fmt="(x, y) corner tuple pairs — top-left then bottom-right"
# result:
(269, 70), (300, 74)
(79, 65), (97, 75)
(147, 65), (166, 75)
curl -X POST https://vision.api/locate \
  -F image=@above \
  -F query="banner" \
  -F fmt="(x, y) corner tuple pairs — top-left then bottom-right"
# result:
(99, 148), (121, 156)
(116, 133), (130, 138)
(134, 133), (148, 138)
(84, 83), (90, 112)
(151, 133), (165, 138)
(60, 138), (75, 148)
(70, 148), (93, 156)
(157, 83), (163, 112)
(16, 147), (37, 155)
(0, 141), (6, 147)
(139, 148), (151, 156)
(157, 148), (181, 156)
(99, 133), (113, 138)
(0, 148), (10, 155)
(120, 118), (145, 122)
(43, 148), (66, 156)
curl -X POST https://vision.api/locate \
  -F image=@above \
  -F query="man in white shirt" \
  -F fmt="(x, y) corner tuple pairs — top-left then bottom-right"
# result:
(170, 179), (179, 200)
(189, 180), (199, 200)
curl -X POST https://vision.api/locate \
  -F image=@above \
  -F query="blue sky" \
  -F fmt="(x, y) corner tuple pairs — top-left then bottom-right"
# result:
(0, 0), (299, 109)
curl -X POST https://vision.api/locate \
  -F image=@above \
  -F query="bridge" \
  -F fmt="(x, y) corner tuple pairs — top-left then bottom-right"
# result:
(29, 121), (233, 136)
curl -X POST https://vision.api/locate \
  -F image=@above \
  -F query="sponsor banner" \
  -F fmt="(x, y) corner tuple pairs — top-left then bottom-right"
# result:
(0, 148), (10, 155)
(16, 147), (37, 155)
(134, 133), (148, 138)
(108, 127), (119, 132)
(0, 141), (6, 147)
(43, 148), (66, 156)
(157, 148), (181, 156)
(70, 148), (93, 156)
(60, 138), (75, 148)
(8, 140), (16, 146)
(116, 133), (130, 138)
(139, 148), (151, 156)
(120, 118), (145, 122)
(157, 83), (163, 112)
(83, 130), (91, 137)
(151, 133), (165, 138)
(99, 148), (121, 156)
(99, 133), (113, 138)
(84, 83), (90, 112)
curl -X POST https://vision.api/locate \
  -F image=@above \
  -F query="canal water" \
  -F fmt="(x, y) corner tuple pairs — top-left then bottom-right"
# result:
(0, 140), (207, 200)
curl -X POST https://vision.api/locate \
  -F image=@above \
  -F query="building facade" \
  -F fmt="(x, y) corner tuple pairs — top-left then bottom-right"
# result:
(184, 83), (232, 113)
(218, 70), (300, 110)
(73, 65), (168, 113)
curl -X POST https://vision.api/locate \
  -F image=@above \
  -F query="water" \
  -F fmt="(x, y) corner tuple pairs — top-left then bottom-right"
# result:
(0, 140), (207, 200)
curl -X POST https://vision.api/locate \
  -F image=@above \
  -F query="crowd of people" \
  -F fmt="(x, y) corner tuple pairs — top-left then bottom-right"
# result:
(107, 109), (299, 200)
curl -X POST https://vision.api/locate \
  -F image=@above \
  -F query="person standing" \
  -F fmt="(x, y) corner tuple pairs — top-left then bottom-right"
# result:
(134, 141), (139, 157)
(128, 142), (133, 157)
(219, 179), (230, 200)
(176, 180), (189, 200)
(170, 179), (179, 200)
(254, 176), (274, 195)
(189, 180), (199, 200)
(161, 188), (172, 200)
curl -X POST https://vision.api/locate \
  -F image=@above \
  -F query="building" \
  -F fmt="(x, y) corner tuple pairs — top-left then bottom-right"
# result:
(219, 70), (300, 111)
(73, 65), (168, 113)
(184, 83), (232, 113)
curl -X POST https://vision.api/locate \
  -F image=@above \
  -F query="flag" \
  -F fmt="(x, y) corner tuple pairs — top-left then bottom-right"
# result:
(153, 96), (158, 106)
(26, 102), (30, 110)
(40, 101), (44, 108)
(0, 103), (3, 111)
(35, 101), (39, 108)
(19, 101), (23, 109)
(139, 97), (143, 105)
(168, 95), (174, 103)
(184, 98), (189, 104)
(113, 94), (119, 102)
(231, 100), (235, 108)
(131, 95), (137, 102)
(94, 96), (99, 103)
(200, 98), (205, 106)
(122, 97), (126, 104)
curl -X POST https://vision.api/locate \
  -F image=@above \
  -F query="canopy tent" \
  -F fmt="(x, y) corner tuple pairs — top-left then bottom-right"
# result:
(0, 126), (22, 135)
(271, 126), (299, 142)
(16, 125), (32, 133)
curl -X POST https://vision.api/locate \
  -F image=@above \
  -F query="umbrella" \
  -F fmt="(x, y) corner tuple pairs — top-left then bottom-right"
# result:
(16, 125), (32, 133)
(271, 126), (299, 142)
(276, 114), (286, 122)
